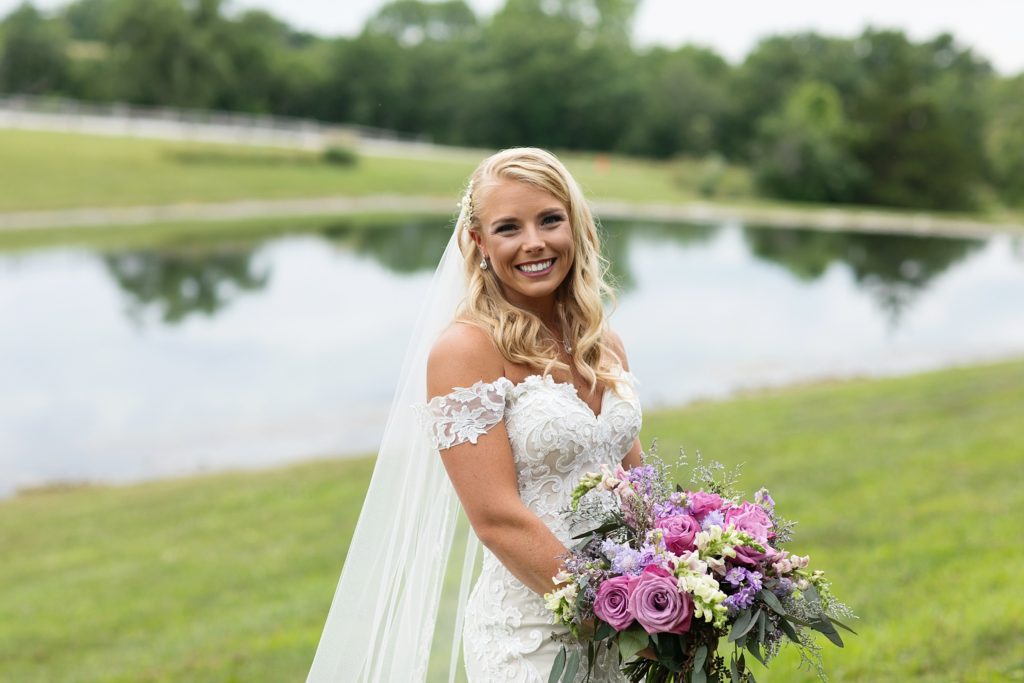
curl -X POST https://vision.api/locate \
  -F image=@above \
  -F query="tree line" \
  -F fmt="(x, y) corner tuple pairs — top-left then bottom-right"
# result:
(1, 0), (1022, 210)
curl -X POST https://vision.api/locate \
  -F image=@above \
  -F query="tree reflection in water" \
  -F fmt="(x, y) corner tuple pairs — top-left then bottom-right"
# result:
(99, 217), (993, 328)
(316, 217), (720, 295)
(319, 218), (454, 273)
(742, 226), (984, 327)
(599, 219), (719, 292)
(103, 246), (270, 325)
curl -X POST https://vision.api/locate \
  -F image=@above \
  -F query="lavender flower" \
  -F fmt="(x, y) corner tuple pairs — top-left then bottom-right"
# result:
(723, 567), (764, 614)
(701, 510), (725, 531)
(755, 487), (776, 510)
(772, 577), (795, 598)
(627, 465), (658, 497)
(601, 539), (645, 575)
(653, 491), (688, 518)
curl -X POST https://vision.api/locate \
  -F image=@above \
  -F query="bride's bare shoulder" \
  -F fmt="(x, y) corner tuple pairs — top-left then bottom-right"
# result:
(427, 322), (504, 396)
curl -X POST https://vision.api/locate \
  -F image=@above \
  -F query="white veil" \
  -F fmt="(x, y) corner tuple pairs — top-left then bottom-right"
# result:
(306, 207), (479, 682)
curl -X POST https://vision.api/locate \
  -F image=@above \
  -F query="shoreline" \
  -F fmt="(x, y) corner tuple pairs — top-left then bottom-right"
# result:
(7, 350), (1022, 503)
(1, 194), (1023, 239)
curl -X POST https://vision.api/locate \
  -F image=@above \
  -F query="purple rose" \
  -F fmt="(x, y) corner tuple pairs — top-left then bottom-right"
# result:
(687, 491), (724, 520)
(593, 575), (637, 631)
(654, 514), (701, 555)
(725, 502), (774, 566)
(627, 566), (693, 635)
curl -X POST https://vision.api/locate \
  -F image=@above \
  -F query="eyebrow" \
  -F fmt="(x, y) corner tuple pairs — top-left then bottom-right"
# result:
(489, 207), (566, 229)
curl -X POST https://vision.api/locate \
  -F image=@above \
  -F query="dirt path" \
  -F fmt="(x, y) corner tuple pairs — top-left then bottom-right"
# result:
(2, 194), (1023, 239)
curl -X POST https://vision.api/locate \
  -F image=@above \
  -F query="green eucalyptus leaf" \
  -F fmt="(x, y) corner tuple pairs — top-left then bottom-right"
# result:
(829, 616), (859, 635)
(731, 609), (760, 642)
(571, 521), (620, 540)
(618, 628), (649, 662)
(809, 616), (844, 648)
(730, 653), (740, 683)
(803, 583), (822, 608)
(595, 620), (616, 641)
(564, 649), (580, 683)
(777, 616), (800, 644)
(548, 646), (566, 683)
(758, 589), (786, 617)
(729, 610), (754, 642)
(655, 634), (684, 673)
(746, 638), (766, 665)
(757, 609), (766, 644)
(693, 644), (708, 674)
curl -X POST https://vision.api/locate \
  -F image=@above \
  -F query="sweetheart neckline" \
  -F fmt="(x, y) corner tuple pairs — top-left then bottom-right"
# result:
(508, 373), (611, 421)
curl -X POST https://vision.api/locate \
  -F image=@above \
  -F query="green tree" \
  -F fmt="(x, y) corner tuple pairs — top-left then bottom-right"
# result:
(724, 32), (859, 160)
(753, 81), (867, 202)
(104, 0), (221, 106)
(618, 45), (731, 158)
(365, 0), (477, 44)
(61, 0), (119, 40)
(459, 0), (639, 149)
(0, 3), (70, 94)
(846, 30), (991, 210)
(985, 74), (1024, 205)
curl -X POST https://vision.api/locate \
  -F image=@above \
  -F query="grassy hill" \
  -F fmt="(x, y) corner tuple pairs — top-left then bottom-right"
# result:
(0, 129), (753, 213)
(1, 358), (1022, 682)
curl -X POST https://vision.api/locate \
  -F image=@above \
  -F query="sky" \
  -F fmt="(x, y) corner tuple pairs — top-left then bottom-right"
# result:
(6, 0), (1024, 74)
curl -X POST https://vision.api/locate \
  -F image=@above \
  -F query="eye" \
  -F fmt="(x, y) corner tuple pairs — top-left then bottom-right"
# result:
(542, 214), (566, 226)
(495, 223), (517, 233)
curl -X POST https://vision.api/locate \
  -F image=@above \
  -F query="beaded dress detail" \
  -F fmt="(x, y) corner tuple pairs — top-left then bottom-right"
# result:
(417, 366), (642, 682)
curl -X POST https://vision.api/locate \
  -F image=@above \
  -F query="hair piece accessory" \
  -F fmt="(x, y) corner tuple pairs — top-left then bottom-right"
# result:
(458, 179), (475, 225)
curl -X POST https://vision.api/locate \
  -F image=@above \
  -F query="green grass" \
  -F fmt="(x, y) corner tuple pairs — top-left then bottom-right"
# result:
(0, 211), (448, 252)
(1, 359), (1022, 682)
(0, 129), (751, 213)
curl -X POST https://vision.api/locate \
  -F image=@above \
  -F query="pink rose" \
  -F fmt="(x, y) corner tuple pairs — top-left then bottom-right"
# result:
(654, 514), (701, 555)
(725, 502), (774, 566)
(725, 502), (773, 541)
(593, 575), (637, 631)
(626, 566), (693, 635)
(687, 491), (724, 520)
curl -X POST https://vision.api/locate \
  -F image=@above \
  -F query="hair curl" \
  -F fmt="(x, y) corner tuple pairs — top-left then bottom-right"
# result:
(453, 147), (621, 393)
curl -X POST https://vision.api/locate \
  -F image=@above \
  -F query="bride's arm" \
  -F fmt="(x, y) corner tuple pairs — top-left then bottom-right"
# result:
(427, 324), (570, 597)
(606, 327), (644, 470)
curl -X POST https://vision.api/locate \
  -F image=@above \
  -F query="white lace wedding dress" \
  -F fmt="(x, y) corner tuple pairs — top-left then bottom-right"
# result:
(418, 366), (642, 682)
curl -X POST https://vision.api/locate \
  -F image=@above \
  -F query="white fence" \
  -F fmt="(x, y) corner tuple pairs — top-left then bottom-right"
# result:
(0, 94), (433, 152)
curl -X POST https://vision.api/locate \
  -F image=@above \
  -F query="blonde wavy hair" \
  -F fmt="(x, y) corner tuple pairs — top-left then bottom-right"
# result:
(454, 147), (621, 393)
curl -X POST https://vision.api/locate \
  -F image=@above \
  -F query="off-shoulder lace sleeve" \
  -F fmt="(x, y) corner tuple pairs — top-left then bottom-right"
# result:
(414, 377), (514, 450)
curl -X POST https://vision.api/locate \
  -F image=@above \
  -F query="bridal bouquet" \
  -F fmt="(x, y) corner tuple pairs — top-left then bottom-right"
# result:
(543, 453), (855, 683)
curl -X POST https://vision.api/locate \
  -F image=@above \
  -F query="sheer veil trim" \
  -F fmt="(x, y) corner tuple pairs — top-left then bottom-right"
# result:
(306, 221), (475, 682)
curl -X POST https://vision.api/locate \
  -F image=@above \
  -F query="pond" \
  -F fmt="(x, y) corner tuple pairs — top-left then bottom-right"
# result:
(2, 217), (1023, 497)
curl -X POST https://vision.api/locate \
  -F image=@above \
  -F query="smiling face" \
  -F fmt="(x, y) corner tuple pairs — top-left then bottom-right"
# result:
(470, 179), (576, 314)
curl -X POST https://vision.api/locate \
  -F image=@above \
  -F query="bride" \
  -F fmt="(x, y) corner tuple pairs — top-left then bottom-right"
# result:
(307, 148), (644, 682)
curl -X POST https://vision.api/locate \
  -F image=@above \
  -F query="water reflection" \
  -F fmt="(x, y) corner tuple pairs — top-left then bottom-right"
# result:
(320, 219), (454, 273)
(746, 227), (984, 325)
(4, 216), (1023, 496)
(600, 220), (718, 291)
(103, 247), (270, 325)
(305, 217), (988, 327)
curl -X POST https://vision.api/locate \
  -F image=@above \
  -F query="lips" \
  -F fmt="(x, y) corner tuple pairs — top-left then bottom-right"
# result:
(515, 258), (556, 275)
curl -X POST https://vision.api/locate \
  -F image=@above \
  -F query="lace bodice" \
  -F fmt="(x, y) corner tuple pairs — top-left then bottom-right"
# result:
(416, 368), (641, 683)
(417, 368), (641, 539)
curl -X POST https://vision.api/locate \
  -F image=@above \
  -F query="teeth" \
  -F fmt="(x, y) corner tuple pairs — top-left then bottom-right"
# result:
(517, 259), (554, 273)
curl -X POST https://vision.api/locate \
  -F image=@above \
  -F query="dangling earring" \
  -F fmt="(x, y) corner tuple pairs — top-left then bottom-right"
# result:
(480, 258), (488, 270)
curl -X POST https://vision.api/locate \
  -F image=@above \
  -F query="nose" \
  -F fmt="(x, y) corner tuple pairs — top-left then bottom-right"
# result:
(522, 223), (545, 253)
